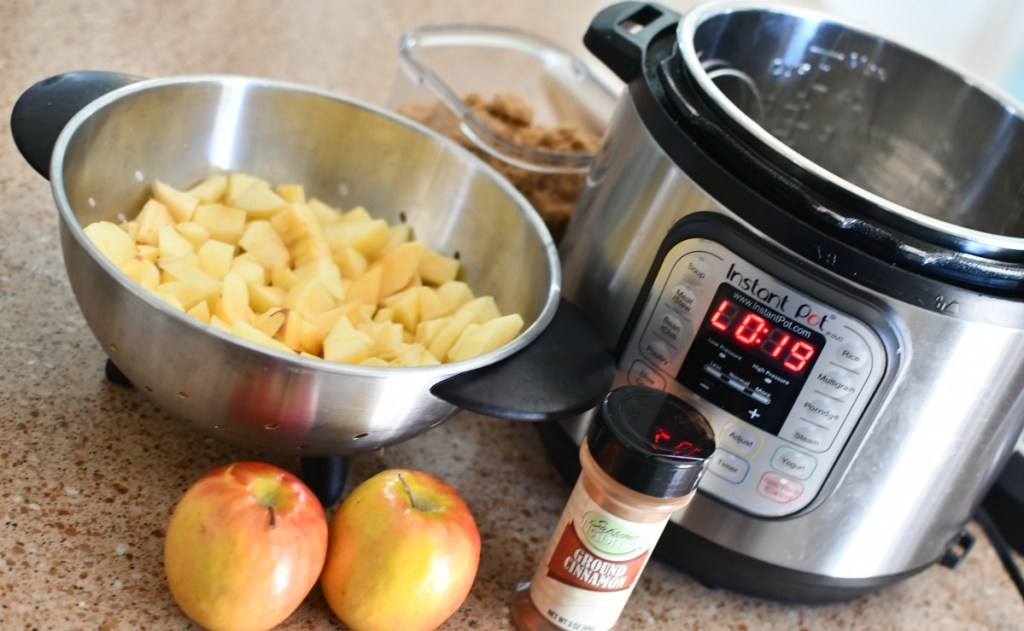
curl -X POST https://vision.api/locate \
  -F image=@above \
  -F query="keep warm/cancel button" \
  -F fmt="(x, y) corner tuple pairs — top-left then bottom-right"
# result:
(756, 472), (804, 504)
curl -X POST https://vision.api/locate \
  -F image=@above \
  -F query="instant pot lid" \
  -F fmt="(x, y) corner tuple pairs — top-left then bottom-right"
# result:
(676, 1), (1024, 263)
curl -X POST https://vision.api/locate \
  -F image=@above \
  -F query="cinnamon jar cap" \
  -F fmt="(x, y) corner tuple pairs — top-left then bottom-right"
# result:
(587, 386), (716, 498)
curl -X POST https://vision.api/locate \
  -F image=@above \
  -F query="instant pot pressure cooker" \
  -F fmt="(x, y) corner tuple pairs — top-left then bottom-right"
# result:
(548, 1), (1024, 601)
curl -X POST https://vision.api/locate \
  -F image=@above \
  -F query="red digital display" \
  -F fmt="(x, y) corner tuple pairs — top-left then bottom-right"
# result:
(706, 297), (818, 373)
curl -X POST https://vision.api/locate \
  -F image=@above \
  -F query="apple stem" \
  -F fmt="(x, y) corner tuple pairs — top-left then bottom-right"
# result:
(268, 506), (276, 529)
(397, 473), (419, 511)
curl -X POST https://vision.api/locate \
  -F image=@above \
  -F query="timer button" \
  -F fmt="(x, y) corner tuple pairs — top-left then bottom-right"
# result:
(627, 360), (667, 390)
(771, 447), (817, 481)
(834, 340), (870, 371)
(814, 369), (858, 401)
(719, 422), (763, 457)
(667, 283), (698, 316)
(709, 449), (750, 484)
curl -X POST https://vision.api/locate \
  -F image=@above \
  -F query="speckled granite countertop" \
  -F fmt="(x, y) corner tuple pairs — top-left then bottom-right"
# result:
(1, 1), (1022, 629)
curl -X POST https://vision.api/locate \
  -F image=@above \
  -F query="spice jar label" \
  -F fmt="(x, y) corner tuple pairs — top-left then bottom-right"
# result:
(527, 480), (671, 631)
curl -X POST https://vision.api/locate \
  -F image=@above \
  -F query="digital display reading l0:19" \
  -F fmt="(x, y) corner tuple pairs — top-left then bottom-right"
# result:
(676, 283), (827, 435)
(706, 297), (818, 373)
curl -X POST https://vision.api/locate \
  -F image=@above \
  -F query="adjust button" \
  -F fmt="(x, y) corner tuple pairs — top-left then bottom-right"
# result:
(709, 449), (750, 484)
(719, 422), (763, 458)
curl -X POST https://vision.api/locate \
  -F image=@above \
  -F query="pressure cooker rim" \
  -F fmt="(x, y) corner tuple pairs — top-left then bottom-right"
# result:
(676, 0), (1024, 258)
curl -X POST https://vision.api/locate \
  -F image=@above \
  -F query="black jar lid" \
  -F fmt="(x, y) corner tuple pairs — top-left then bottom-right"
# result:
(588, 386), (716, 499)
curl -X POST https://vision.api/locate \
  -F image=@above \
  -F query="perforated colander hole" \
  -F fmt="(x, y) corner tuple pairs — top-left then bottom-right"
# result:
(177, 390), (190, 399)
(353, 432), (369, 440)
(109, 342), (119, 351)
(143, 386), (154, 393)
(453, 251), (461, 260)
(264, 423), (279, 431)
(398, 211), (408, 223)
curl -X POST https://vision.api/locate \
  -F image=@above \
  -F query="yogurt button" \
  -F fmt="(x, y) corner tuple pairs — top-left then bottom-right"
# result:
(771, 447), (817, 480)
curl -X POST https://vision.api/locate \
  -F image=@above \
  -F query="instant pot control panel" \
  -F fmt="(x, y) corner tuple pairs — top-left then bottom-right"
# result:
(616, 220), (890, 518)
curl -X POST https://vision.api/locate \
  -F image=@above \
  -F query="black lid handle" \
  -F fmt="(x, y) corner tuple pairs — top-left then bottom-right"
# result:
(584, 2), (682, 83)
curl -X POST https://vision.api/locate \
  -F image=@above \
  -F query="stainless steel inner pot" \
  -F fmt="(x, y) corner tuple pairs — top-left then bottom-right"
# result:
(14, 73), (571, 455)
(679, 2), (1024, 257)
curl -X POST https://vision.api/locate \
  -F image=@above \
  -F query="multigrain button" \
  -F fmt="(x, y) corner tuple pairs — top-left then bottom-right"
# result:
(771, 447), (817, 480)
(627, 360), (666, 389)
(814, 369), (857, 400)
(719, 422), (763, 457)
(709, 449), (750, 484)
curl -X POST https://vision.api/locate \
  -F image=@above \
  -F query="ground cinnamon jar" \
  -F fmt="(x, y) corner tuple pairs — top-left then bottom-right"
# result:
(511, 386), (715, 631)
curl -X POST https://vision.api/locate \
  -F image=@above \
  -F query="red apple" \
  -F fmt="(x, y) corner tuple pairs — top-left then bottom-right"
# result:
(320, 468), (481, 631)
(164, 461), (328, 631)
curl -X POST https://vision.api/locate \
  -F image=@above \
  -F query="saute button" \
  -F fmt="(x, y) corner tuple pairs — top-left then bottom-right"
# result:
(627, 360), (666, 389)
(771, 447), (817, 480)
(719, 422), (763, 457)
(709, 449), (750, 484)
(756, 472), (804, 504)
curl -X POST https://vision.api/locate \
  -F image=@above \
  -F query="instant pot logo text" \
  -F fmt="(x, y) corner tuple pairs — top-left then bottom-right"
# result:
(726, 264), (833, 331)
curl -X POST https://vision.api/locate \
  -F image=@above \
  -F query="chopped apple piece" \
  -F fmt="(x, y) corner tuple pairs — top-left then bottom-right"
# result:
(250, 285), (286, 313)
(120, 255), (160, 291)
(152, 180), (199, 223)
(377, 241), (426, 299)
(276, 184), (306, 204)
(156, 253), (201, 282)
(175, 221), (210, 249)
(209, 315), (231, 333)
(435, 281), (475, 313)
(230, 320), (294, 354)
(135, 198), (176, 246)
(185, 300), (211, 323)
(419, 250), (460, 286)
(308, 198), (342, 225)
(138, 244), (160, 263)
(225, 172), (266, 205)
(300, 305), (356, 356)
(447, 313), (524, 362)
(359, 321), (405, 360)
(282, 278), (335, 315)
(427, 297), (499, 360)
(154, 289), (186, 312)
(416, 316), (453, 347)
(383, 224), (414, 254)
(229, 253), (267, 290)
(342, 206), (373, 223)
(346, 264), (381, 306)
(193, 204), (247, 245)
(322, 317), (374, 364)
(158, 225), (195, 259)
(392, 343), (441, 367)
(324, 219), (390, 258)
(187, 174), (228, 203)
(85, 221), (139, 267)
(293, 256), (347, 302)
(382, 287), (420, 333)
(196, 239), (236, 281)
(271, 263), (298, 290)
(155, 271), (220, 311)
(238, 220), (291, 272)
(253, 309), (287, 339)
(215, 272), (253, 325)
(233, 182), (288, 220)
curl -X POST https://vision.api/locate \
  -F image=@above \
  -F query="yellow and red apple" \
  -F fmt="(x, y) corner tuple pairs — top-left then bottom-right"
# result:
(320, 468), (481, 631)
(164, 461), (328, 631)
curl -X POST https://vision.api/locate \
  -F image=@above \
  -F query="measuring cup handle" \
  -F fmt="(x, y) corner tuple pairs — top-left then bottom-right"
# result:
(10, 70), (142, 180)
(585, 2), (682, 83)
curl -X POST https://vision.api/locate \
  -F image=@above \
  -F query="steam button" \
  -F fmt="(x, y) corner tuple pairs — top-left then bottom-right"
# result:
(784, 423), (830, 453)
